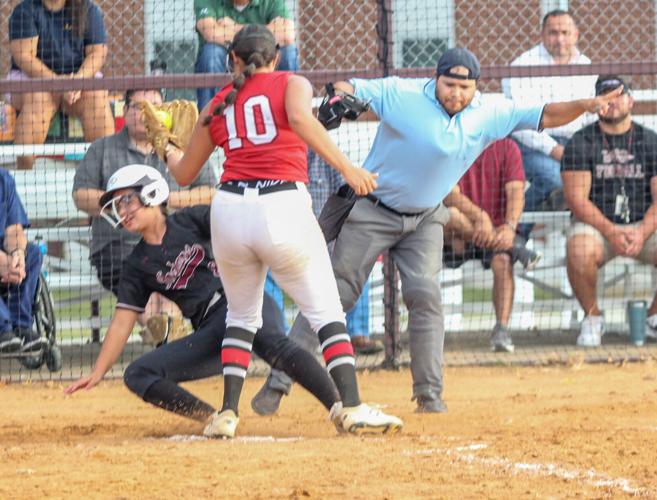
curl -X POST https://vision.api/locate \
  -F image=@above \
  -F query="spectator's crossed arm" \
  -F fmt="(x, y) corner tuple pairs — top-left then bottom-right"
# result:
(492, 180), (524, 251)
(444, 186), (495, 248)
(561, 169), (629, 254)
(0, 224), (28, 285)
(196, 16), (240, 46)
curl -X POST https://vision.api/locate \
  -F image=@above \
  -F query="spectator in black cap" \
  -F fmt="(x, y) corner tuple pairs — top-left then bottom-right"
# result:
(252, 45), (623, 414)
(562, 75), (657, 347)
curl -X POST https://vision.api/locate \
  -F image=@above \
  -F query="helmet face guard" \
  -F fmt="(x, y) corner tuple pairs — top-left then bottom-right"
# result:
(99, 164), (170, 228)
(100, 190), (143, 228)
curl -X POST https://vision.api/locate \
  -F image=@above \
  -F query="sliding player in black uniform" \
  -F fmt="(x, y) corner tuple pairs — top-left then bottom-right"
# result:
(65, 165), (339, 434)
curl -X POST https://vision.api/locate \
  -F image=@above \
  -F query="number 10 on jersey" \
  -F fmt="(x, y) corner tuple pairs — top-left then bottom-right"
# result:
(224, 95), (277, 150)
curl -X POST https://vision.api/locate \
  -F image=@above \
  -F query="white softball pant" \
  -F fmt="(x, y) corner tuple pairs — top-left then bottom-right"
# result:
(210, 183), (346, 333)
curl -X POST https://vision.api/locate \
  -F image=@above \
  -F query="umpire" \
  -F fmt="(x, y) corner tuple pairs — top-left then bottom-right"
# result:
(254, 47), (622, 413)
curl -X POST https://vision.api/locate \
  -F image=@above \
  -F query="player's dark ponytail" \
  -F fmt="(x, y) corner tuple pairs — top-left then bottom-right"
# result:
(203, 25), (278, 126)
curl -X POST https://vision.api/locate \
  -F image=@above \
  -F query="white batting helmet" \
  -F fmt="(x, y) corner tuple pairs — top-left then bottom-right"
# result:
(100, 164), (169, 228)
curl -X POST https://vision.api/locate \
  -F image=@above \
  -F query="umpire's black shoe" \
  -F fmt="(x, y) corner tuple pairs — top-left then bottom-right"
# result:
(0, 330), (22, 353)
(251, 384), (285, 416)
(413, 393), (448, 413)
(15, 327), (46, 352)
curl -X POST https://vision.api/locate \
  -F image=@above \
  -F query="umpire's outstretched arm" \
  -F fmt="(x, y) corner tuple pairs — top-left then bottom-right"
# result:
(541, 86), (622, 129)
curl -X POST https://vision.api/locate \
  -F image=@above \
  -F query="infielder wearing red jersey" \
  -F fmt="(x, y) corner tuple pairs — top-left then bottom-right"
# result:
(165, 24), (402, 438)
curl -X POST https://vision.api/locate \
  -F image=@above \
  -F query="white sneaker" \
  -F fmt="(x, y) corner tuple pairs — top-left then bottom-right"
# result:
(203, 409), (239, 439)
(577, 315), (604, 347)
(328, 402), (346, 433)
(645, 314), (657, 341)
(332, 403), (403, 435)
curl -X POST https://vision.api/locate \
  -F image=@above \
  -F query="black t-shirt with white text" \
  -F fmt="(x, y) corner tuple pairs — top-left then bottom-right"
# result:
(562, 121), (657, 223)
(116, 205), (223, 329)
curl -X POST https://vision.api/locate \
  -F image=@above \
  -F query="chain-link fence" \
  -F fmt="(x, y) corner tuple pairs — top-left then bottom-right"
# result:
(1, 0), (657, 382)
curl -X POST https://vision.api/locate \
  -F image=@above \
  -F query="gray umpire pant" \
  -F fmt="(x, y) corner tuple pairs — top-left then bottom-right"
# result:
(267, 197), (449, 400)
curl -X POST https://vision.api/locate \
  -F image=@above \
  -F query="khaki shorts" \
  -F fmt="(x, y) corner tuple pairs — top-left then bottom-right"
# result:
(567, 220), (657, 265)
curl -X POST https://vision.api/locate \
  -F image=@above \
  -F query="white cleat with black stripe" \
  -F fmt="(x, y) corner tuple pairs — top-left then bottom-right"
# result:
(203, 409), (239, 439)
(331, 403), (403, 435)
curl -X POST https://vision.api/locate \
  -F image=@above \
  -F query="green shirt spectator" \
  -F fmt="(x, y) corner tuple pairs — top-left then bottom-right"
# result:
(195, 0), (292, 48)
(193, 0), (298, 109)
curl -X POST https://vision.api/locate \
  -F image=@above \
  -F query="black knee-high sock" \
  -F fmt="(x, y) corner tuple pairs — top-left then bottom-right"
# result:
(318, 322), (360, 407)
(221, 326), (255, 415)
(267, 337), (340, 410)
(142, 379), (215, 422)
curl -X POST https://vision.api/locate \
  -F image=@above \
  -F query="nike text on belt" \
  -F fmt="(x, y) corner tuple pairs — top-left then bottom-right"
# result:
(218, 182), (297, 195)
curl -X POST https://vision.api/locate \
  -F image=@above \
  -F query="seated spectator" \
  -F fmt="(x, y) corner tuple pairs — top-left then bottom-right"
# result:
(562, 76), (657, 347)
(194, 0), (298, 109)
(443, 139), (540, 353)
(0, 168), (44, 353)
(502, 9), (597, 213)
(8, 0), (114, 169)
(72, 89), (216, 335)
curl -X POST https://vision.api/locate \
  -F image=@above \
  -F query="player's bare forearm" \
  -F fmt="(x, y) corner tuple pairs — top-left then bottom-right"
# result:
(286, 76), (354, 175)
(92, 309), (138, 377)
(168, 186), (214, 208)
(167, 111), (215, 186)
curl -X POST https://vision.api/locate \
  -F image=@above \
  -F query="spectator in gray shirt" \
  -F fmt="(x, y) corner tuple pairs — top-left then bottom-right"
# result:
(72, 89), (216, 334)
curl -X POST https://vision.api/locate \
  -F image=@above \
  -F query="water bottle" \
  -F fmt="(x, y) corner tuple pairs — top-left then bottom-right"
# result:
(35, 236), (48, 279)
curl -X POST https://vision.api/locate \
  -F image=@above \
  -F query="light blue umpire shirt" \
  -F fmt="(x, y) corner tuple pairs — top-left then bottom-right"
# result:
(350, 77), (545, 213)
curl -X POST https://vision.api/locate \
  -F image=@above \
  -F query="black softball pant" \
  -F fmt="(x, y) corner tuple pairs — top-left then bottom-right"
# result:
(123, 293), (338, 420)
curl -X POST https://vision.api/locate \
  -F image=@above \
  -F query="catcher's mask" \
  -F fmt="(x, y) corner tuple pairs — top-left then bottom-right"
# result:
(100, 164), (170, 228)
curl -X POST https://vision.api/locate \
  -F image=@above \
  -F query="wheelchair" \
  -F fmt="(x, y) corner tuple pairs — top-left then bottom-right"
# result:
(0, 272), (62, 372)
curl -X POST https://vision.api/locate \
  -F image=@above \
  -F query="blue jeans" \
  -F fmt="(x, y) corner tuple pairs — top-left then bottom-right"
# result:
(346, 279), (369, 337)
(0, 243), (43, 333)
(264, 272), (288, 329)
(516, 136), (568, 212)
(195, 42), (299, 110)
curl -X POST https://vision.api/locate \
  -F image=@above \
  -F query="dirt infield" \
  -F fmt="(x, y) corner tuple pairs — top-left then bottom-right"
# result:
(2, 362), (657, 499)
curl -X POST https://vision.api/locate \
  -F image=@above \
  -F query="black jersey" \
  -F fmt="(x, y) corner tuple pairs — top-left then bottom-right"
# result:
(116, 205), (224, 329)
(562, 121), (657, 223)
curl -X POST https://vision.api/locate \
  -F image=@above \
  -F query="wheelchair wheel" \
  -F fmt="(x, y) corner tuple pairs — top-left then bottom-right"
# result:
(45, 344), (62, 372)
(20, 274), (57, 371)
(19, 351), (44, 370)
(33, 273), (56, 344)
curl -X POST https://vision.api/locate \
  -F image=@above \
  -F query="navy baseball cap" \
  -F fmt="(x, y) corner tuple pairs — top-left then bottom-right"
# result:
(595, 75), (629, 96)
(436, 48), (481, 80)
